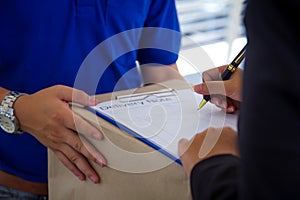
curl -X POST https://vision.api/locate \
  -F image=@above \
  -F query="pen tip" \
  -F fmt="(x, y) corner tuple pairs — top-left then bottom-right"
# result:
(197, 99), (207, 110)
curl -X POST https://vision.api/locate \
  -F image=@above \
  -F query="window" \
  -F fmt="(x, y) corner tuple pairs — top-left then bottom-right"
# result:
(175, 0), (247, 84)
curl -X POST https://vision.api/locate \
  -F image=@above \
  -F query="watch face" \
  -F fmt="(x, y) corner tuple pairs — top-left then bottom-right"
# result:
(0, 115), (16, 133)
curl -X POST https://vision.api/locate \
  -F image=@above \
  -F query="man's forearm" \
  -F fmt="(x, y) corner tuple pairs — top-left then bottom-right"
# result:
(139, 63), (184, 86)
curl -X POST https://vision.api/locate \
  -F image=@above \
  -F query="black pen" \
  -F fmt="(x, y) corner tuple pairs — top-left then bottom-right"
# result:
(197, 43), (247, 110)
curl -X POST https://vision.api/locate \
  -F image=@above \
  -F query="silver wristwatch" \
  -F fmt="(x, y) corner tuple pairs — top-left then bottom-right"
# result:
(0, 91), (24, 134)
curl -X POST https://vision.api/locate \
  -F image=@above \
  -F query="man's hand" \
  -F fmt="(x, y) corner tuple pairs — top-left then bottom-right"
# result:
(178, 127), (238, 176)
(194, 65), (243, 113)
(14, 85), (106, 183)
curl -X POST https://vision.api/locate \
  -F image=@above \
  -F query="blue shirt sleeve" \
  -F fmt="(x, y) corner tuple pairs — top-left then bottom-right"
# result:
(137, 0), (181, 66)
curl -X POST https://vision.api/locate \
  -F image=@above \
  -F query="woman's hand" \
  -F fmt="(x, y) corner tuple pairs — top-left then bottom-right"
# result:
(178, 127), (238, 176)
(194, 65), (243, 113)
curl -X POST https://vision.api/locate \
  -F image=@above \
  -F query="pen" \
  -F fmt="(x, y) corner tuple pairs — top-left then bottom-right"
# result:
(197, 43), (247, 110)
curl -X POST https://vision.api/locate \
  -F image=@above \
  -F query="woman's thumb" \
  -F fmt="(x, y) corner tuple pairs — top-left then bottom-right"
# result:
(178, 138), (190, 156)
(194, 81), (227, 96)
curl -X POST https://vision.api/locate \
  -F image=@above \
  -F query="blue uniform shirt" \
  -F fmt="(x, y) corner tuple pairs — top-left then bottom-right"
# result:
(0, 0), (180, 182)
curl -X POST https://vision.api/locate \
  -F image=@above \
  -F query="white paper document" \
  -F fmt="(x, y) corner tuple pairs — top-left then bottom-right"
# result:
(90, 88), (238, 162)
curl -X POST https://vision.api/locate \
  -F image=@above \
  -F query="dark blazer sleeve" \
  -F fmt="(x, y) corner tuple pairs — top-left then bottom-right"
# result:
(239, 0), (300, 199)
(190, 155), (239, 200)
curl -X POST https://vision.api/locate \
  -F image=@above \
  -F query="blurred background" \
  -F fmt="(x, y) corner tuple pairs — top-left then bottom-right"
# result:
(175, 0), (247, 85)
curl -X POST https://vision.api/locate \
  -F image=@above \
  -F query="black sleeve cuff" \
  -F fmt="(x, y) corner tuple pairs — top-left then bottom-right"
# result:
(190, 154), (240, 200)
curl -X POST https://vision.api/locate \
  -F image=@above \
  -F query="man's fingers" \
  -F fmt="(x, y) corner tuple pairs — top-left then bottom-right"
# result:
(59, 108), (106, 166)
(54, 150), (85, 181)
(81, 136), (107, 167)
(59, 105), (103, 141)
(55, 143), (101, 183)
(54, 85), (98, 106)
(71, 89), (98, 106)
(62, 129), (106, 167)
(70, 113), (103, 141)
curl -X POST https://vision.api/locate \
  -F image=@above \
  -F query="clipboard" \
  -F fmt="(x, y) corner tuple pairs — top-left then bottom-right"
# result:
(86, 88), (184, 165)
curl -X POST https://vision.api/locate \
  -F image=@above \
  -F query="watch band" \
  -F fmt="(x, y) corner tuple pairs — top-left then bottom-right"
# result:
(2, 91), (21, 108)
(0, 91), (25, 134)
